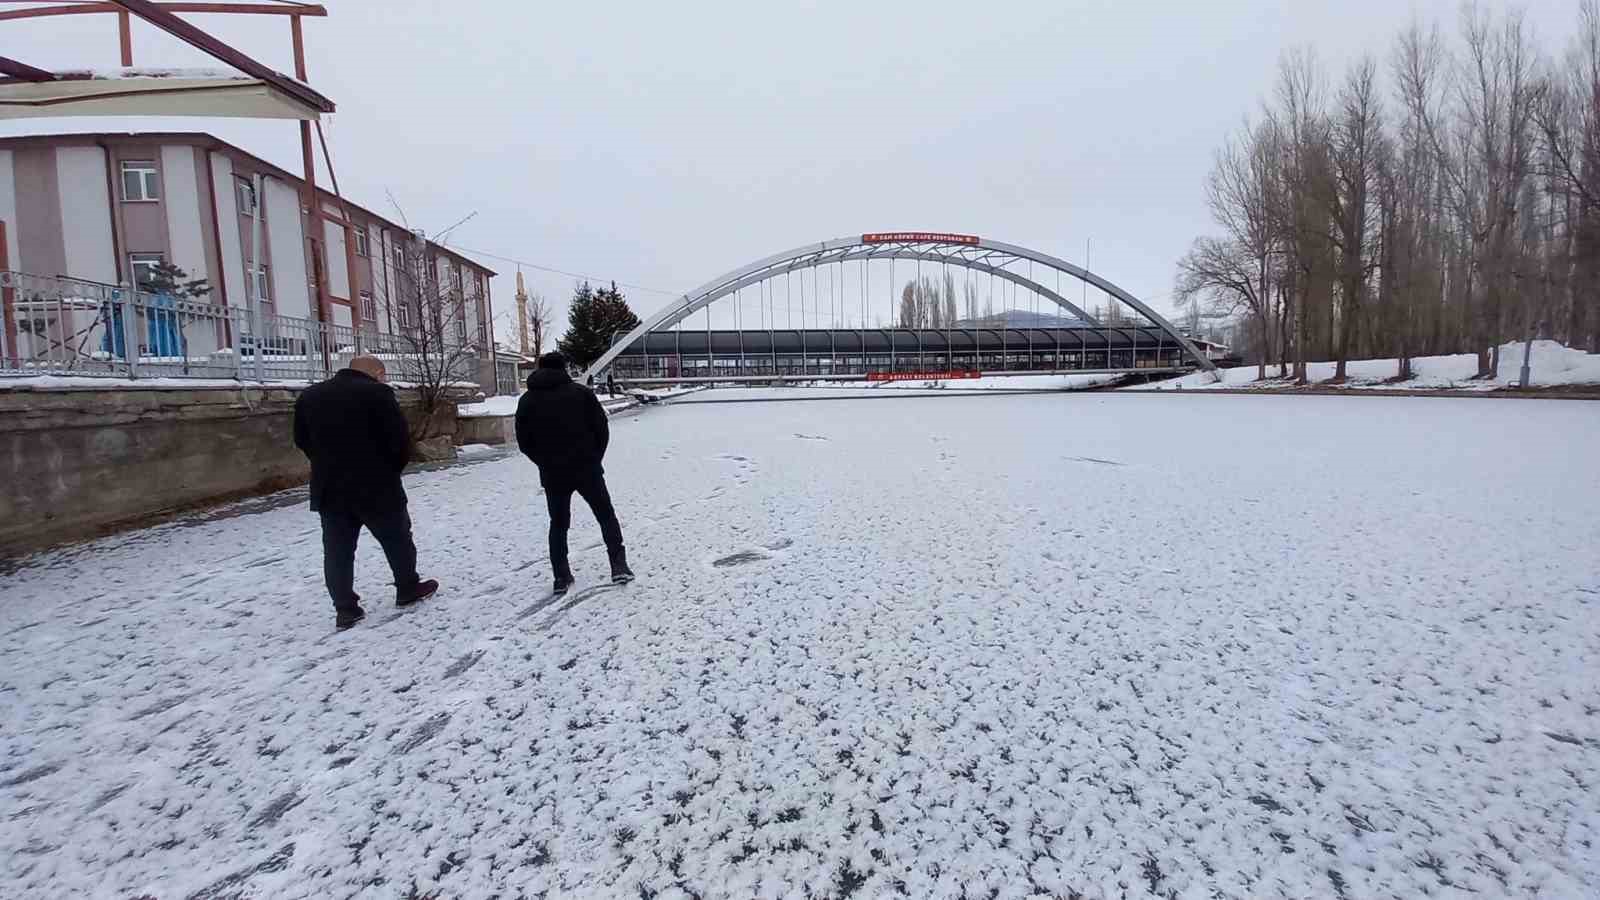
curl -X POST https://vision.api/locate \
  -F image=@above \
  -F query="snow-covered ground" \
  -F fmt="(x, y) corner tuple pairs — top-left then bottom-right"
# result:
(870, 373), (1122, 392)
(460, 386), (703, 418)
(668, 373), (1121, 403)
(3, 394), (1598, 898)
(1138, 340), (1600, 392)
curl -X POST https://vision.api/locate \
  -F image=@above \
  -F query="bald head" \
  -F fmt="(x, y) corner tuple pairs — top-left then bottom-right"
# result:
(349, 355), (387, 382)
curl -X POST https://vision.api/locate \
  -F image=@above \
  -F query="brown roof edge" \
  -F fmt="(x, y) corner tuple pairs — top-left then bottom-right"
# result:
(0, 130), (497, 277)
(110, 0), (334, 114)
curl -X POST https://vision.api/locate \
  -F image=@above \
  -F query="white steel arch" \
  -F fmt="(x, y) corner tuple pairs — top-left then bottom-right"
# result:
(582, 232), (1218, 381)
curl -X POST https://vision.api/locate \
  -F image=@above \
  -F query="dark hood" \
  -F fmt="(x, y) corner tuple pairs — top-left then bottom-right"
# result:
(527, 367), (574, 391)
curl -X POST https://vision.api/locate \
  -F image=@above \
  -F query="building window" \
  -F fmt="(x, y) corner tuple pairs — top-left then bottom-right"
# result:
(359, 290), (375, 322)
(396, 296), (412, 331)
(455, 307), (467, 341)
(235, 178), (262, 217)
(354, 229), (371, 257)
(129, 252), (164, 290)
(249, 264), (272, 303)
(121, 161), (160, 202)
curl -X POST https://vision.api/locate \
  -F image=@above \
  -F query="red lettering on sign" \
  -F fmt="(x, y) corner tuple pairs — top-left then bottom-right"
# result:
(861, 232), (981, 245)
(866, 370), (982, 382)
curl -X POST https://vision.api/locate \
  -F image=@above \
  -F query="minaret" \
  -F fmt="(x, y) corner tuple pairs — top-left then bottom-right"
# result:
(515, 270), (530, 356)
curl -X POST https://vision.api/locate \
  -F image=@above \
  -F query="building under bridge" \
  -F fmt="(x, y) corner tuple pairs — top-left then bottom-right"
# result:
(610, 325), (1190, 382)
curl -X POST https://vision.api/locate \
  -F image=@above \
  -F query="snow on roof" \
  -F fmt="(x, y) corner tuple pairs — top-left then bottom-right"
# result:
(0, 68), (323, 121)
(66, 67), (250, 81)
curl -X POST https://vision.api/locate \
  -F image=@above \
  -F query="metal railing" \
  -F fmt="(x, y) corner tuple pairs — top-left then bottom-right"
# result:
(0, 270), (495, 389)
(493, 356), (522, 396)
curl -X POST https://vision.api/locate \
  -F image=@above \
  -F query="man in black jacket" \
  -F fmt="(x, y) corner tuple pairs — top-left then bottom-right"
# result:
(515, 351), (633, 594)
(294, 355), (438, 629)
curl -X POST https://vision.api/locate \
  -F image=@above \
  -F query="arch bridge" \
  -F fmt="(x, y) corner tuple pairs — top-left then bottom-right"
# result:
(583, 232), (1217, 385)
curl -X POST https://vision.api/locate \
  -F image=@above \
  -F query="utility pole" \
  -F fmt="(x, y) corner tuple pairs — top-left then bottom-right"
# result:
(515, 270), (530, 356)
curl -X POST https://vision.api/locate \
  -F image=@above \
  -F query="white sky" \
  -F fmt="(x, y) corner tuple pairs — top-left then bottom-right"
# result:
(0, 0), (1576, 339)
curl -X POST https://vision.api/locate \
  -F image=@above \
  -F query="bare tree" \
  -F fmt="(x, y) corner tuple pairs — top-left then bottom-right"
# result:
(1183, 117), (1282, 379)
(898, 276), (949, 329)
(1392, 21), (1450, 377)
(1535, 0), (1600, 350)
(389, 235), (479, 450)
(1181, 5), (1586, 384)
(527, 292), (552, 358)
(1326, 55), (1385, 380)
(1268, 47), (1336, 383)
(898, 281), (918, 328)
(1177, 236), (1272, 378)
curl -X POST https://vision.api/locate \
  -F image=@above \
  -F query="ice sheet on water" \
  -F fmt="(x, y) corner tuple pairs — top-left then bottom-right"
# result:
(1, 393), (1597, 897)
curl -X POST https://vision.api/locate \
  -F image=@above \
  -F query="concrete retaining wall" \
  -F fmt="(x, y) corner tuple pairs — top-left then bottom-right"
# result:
(456, 414), (514, 446)
(0, 385), (453, 556)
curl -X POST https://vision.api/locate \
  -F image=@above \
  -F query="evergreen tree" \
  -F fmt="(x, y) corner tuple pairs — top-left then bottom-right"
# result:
(144, 262), (212, 301)
(558, 281), (641, 367)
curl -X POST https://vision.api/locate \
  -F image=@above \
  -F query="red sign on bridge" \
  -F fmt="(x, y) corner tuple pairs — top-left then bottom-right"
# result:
(861, 232), (980, 245)
(866, 370), (982, 383)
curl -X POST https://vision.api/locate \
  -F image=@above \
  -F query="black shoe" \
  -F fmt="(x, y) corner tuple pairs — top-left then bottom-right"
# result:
(335, 606), (366, 630)
(553, 574), (575, 597)
(609, 550), (634, 585)
(396, 578), (439, 608)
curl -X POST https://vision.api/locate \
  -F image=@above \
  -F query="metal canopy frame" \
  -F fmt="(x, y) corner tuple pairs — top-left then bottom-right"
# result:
(583, 233), (1219, 381)
(0, 0), (347, 369)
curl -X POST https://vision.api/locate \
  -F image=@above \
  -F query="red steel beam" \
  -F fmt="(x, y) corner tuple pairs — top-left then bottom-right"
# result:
(107, 0), (333, 112)
(0, 221), (17, 369)
(0, 4), (328, 22)
(117, 9), (133, 65)
(0, 54), (57, 81)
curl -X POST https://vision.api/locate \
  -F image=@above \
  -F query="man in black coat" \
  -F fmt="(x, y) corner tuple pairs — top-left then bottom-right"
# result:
(515, 351), (633, 594)
(293, 355), (438, 629)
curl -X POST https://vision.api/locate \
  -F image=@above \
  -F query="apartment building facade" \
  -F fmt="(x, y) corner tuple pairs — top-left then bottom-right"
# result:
(0, 131), (501, 389)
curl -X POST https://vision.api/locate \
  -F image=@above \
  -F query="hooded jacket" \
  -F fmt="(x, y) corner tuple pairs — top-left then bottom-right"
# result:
(514, 366), (610, 484)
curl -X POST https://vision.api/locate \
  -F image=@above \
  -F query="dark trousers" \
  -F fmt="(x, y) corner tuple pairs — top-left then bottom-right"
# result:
(544, 470), (625, 578)
(319, 505), (420, 613)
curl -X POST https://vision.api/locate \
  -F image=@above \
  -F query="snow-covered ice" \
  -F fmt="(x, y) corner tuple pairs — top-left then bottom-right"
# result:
(3, 393), (1598, 898)
(1138, 340), (1600, 392)
(461, 386), (706, 418)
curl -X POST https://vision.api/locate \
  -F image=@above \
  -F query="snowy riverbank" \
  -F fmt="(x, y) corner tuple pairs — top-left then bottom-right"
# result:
(1135, 340), (1600, 392)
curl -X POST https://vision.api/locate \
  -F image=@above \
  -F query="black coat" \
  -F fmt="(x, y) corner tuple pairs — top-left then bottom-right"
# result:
(293, 369), (411, 512)
(515, 367), (609, 485)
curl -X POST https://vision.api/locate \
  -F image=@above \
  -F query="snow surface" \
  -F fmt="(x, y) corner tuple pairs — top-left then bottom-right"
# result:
(0, 375), (312, 392)
(673, 374), (1122, 403)
(458, 394), (521, 418)
(872, 373), (1121, 392)
(1138, 341), (1600, 392)
(461, 387), (706, 418)
(0, 376), (484, 393)
(72, 67), (249, 82)
(3, 394), (1598, 898)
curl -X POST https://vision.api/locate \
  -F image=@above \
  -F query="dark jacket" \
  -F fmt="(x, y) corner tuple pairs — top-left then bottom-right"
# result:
(515, 367), (609, 484)
(293, 369), (411, 512)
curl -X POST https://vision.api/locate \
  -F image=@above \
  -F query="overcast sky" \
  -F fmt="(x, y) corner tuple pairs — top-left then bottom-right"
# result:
(2, 0), (1575, 338)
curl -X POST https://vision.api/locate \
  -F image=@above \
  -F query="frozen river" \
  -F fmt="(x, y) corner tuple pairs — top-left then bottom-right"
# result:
(3, 392), (1597, 898)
